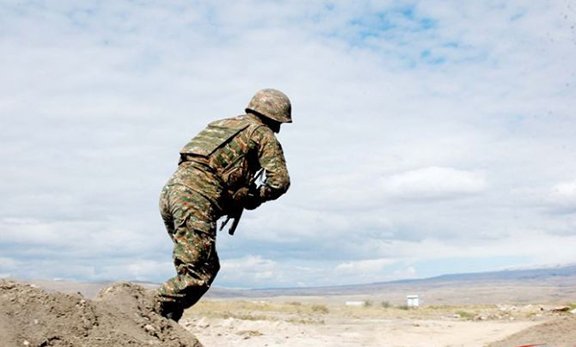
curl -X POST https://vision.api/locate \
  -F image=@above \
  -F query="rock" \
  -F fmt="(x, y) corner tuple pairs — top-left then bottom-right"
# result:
(551, 306), (571, 313)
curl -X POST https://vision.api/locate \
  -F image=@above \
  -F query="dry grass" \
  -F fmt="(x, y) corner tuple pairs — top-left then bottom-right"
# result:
(185, 298), (562, 325)
(186, 299), (329, 324)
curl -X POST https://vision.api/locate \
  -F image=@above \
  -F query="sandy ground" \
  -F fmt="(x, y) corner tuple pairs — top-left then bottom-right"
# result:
(181, 298), (576, 347)
(183, 315), (539, 347)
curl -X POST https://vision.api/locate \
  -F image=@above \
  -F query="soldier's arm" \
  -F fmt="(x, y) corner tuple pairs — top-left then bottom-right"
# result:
(252, 126), (290, 202)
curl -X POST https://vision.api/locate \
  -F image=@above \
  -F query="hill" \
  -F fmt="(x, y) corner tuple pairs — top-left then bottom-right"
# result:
(0, 280), (202, 346)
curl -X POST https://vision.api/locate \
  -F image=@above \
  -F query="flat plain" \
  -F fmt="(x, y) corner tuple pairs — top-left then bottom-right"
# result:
(183, 291), (575, 346)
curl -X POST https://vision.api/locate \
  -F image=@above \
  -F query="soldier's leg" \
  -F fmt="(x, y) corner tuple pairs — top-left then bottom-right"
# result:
(157, 185), (220, 320)
(157, 229), (220, 321)
(180, 244), (220, 309)
(158, 228), (220, 303)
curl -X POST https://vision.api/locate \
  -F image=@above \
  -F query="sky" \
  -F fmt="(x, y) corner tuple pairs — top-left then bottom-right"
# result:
(1, 0), (576, 289)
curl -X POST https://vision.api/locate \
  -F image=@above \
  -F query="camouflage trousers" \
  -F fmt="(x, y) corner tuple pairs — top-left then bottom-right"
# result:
(157, 183), (221, 309)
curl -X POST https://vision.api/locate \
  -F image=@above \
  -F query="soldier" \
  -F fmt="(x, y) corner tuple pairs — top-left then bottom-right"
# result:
(156, 89), (292, 321)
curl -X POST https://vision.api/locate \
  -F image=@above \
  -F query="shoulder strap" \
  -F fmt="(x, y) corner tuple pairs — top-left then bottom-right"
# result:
(180, 118), (250, 157)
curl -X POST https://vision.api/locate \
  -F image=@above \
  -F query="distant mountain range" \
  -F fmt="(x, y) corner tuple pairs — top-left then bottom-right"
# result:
(414, 264), (576, 283)
(207, 263), (576, 302)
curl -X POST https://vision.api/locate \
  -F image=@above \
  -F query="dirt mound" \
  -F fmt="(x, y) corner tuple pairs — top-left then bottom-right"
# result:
(0, 280), (202, 347)
(488, 315), (576, 347)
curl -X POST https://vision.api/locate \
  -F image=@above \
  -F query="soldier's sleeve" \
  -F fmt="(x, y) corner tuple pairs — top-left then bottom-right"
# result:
(252, 126), (290, 202)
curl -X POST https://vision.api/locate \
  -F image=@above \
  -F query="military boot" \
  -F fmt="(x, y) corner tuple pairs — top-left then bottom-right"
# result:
(156, 298), (184, 322)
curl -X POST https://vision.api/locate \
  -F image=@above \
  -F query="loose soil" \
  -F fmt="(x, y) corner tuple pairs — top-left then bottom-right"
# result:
(488, 315), (576, 347)
(0, 280), (201, 347)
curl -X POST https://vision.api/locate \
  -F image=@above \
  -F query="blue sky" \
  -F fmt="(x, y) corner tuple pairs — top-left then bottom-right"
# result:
(1, 0), (576, 289)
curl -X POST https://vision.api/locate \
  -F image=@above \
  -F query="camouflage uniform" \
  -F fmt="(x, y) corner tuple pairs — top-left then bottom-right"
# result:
(157, 95), (291, 318)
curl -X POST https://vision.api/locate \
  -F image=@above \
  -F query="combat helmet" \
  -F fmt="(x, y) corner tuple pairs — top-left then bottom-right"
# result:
(246, 88), (292, 123)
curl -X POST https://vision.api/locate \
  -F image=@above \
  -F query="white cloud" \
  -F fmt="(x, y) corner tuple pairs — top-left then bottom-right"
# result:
(335, 258), (398, 278)
(549, 180), (576, 203)
(382, 166), (487, 200)
(331, 259), (419, 284)
(218, 255), (300, 288)
(336, 258), (395, 272)
(540, 179), (576, 214)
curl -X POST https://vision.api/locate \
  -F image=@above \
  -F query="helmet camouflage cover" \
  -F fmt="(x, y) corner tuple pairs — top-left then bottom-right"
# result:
(246, 88), (292, 123)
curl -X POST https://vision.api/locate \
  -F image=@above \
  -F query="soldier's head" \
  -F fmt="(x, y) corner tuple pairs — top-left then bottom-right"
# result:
(246, 88), (292, 133)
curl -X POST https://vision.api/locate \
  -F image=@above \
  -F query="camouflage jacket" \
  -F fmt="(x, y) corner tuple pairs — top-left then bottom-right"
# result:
(169, 113), (290, 214)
